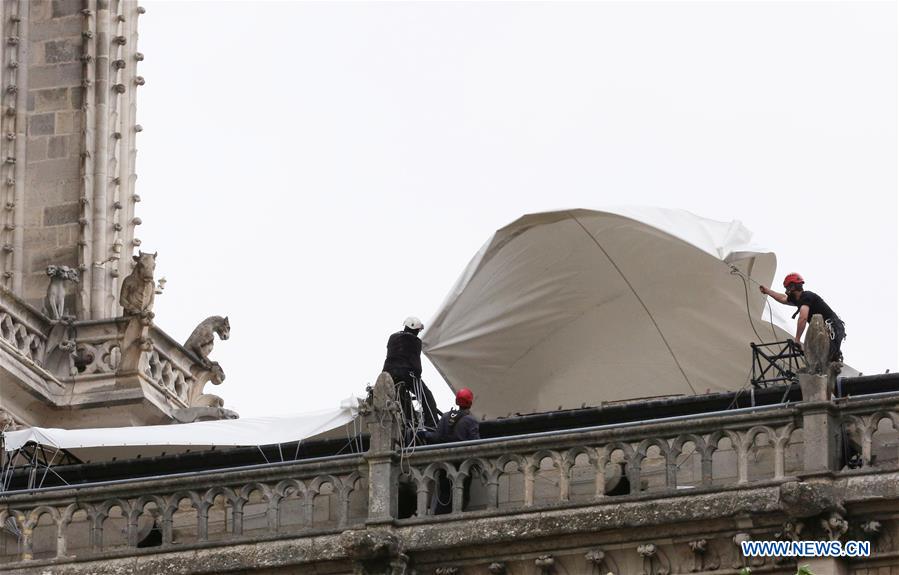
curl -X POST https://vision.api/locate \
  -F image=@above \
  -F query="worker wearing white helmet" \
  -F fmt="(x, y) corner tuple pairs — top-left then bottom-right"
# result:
(382, 316), (441, 430)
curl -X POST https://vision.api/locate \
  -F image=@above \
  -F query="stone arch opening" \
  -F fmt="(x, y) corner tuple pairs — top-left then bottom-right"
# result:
(31, 511), (58, 560)
(711, 435), (738, 485)
(277, 484), (307, 532)
(101, 505), (128, 552)
(312, 481), (339, 528)
(170, 497), (198, 545)
(497, 459), (525, 509)
(347, 476), (368, 524)
(0, 515), (23, 562)
(62, 508), (91, 557)
(207, 493), (234, 541)
(674, 440), (702, 488)
(872, 416), (898, 467)
(603, 448), (630, 496)
(242, 487), (270, 535)
(746, 429), (775, 481)
(784, 428), (805, 475)
(135, 501), (162, 549)
(533, 455), (559, 504)
(640, 444), (667, 492)
(568, 451), (597, 502)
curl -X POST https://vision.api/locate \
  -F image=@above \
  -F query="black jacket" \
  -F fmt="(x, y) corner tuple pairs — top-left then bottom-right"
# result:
(426, 409), (480, 443)
(383, 330), (422, 379)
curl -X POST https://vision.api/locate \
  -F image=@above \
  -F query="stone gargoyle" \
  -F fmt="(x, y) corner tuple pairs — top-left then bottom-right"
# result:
(184, 315), (229, 369)
(120, 251), (157, 317)
(43, 265), (79, 320)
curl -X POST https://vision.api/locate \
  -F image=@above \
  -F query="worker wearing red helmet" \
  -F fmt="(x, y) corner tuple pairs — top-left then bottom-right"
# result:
(425, 388), (480, 444)
(759, 273), (845, 362)
(424, 388), (480, 515)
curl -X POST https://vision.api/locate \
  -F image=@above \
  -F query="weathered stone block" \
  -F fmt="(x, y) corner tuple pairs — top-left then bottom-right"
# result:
(55, 222), (81, 247)
(24, 227), (58, 252)
(29, 0), (52, 22)
(29, 156), (80, 183)
(51, 0), (82, 18)
(44, 39), (79, 64)
(28, 136), (50, 162)
(27, 246), (78, 276)
(25, 203), (44, 227)
(47, 135), (66, 158)
(56, 110), (75, 133)
(35, 87), (69, 112)
(28, 63), (82, 90)
(29, 112), (55, 136)
(44, 202), (80, 226)
(25, 179), (71, 205)
(69, 87), (83, 110)
(29, 17), (82, 42)
(27, 92), (35, 112)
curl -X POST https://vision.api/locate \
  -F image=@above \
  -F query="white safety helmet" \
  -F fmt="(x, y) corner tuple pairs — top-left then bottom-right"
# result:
(403, 316), (424, 331)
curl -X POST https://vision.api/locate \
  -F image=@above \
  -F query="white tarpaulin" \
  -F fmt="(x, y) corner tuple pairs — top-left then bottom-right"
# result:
(3, 399), (359, 462)
(423, 208), (797, 419)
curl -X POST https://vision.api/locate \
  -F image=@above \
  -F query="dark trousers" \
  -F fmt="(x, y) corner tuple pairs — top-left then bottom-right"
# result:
(389, 371), (441, 430)
(828, 319), (846, 362)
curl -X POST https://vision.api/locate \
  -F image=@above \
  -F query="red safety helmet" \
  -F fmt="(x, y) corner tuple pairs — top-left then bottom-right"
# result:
(455, 388), (474, 409)
(782, 273), (805, 289)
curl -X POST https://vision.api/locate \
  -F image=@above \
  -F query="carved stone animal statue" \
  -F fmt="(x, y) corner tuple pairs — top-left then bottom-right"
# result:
(804, 314), (830, 375)
(119, 251), (157, 316)
(184, 316), (230, 367)
(43, 265), (79, 320)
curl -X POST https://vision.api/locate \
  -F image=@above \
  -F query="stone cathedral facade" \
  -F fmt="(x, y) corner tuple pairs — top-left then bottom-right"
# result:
(0, 3), (898, 575)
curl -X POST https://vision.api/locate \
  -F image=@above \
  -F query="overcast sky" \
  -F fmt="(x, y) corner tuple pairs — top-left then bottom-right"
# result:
(137, 1), (897, 417)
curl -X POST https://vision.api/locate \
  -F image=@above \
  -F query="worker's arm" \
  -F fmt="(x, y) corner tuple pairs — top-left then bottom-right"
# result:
(759, 285), (789, 304)
(794, 305), (810, 344)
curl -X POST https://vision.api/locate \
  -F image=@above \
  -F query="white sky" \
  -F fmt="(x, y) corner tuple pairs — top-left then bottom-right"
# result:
(137, 1), (897, 417)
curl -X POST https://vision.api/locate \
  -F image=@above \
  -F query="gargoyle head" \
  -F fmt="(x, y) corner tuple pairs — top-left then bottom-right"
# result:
(133, 251), (157, 280)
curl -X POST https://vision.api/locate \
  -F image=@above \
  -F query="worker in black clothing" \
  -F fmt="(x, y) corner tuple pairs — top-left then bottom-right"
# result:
(425, 388), (480, 515)
(424, 388), (480, 444)
(759, 272), (846, 362)
(383, 316), (441, 430)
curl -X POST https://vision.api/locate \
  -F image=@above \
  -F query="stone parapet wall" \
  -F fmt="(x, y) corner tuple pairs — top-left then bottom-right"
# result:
(1, 375), (898, 573)
(0, 454), (368, 565)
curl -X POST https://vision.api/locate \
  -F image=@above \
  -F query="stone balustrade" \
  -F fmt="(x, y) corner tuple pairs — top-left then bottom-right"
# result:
(0, 289), (47, 365)
(69, 320), (205, 408)
(837, 391), (899, 470)
(0, 374), (897, 572)
(0, 285), (229, 425)
(0, 454), (368, 563)
(399, 405), (803, 519)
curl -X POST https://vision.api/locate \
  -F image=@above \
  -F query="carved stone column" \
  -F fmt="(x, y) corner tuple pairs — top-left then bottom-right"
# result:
(366, 372), (401, 524)
(797, 373), (842, 474)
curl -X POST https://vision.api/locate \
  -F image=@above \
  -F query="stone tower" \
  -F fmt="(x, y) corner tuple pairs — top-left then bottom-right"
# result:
(0, 0), (234, 429)
(1, 0), (143, 318)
